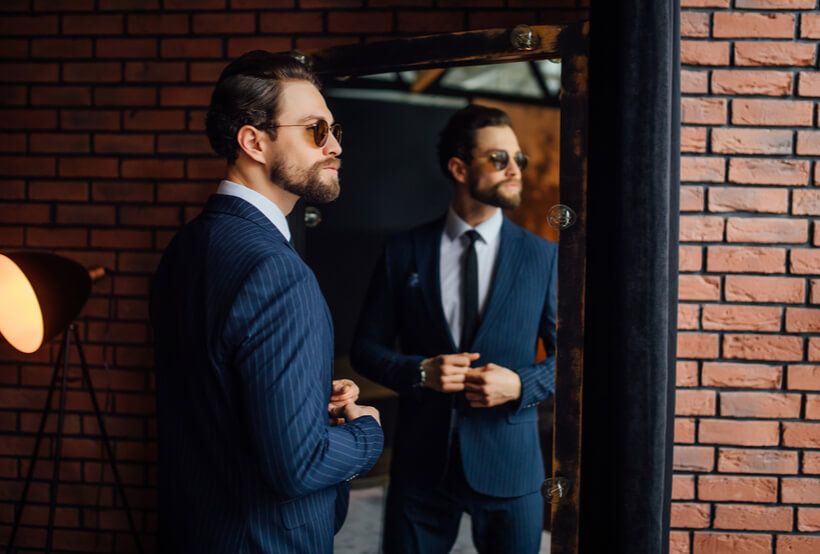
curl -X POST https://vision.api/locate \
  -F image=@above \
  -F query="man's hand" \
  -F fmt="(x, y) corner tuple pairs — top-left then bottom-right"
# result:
(328, 403), (381, 427)
(464, 364), (522, 408)
(328, 379), (360, 425)
(421, 352), (480, 393)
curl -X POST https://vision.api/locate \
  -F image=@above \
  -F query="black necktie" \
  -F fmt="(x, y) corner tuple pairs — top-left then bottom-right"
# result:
(460, 230), (481, 350)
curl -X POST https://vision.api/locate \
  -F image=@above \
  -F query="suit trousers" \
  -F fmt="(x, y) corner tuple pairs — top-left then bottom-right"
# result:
(383, 434), (544, 554)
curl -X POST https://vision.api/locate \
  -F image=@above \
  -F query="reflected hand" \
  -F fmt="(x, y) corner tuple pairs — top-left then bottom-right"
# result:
(421, 352), (480, 393)
(328, 379), (360, 425)
(464, 363), (521, 408)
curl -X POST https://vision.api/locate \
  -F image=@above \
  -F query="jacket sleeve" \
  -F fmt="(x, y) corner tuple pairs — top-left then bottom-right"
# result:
(226, 254), (384, 500)
(350, 250), (426, 395)
(512, 243), (557, 413)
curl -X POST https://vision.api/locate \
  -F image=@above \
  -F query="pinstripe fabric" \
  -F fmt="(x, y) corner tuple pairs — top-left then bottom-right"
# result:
(351, 215), (556, 498)
(151, 194), (384, 554)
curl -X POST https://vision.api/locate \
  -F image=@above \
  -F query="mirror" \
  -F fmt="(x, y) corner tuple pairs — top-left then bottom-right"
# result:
(284, 23), (588, 554)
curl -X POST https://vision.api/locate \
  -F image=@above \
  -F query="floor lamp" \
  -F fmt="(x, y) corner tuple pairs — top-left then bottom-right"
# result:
(0, 251), (144, 554)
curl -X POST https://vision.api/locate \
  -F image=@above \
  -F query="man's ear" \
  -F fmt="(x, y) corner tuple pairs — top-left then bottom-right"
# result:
(236, 125), (268, 165)
(447, 157), (469, 185)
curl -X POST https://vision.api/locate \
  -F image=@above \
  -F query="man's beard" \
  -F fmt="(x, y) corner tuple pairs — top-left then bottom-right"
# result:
(270, 156), (341, 204)
(469, 177), (522, 210)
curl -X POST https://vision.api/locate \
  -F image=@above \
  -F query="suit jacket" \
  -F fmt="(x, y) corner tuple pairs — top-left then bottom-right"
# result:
(351, 215), (556, 498)
(151, 194), (384, 553)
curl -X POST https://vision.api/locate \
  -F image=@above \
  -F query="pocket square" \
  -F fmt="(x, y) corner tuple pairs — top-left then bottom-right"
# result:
(407, 272), (420, 288)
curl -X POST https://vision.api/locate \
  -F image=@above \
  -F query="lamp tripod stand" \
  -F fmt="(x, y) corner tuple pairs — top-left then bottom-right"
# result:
(6, 323), (144, 554)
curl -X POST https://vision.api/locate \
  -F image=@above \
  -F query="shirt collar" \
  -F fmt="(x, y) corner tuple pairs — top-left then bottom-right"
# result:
(444, 206), (503, 244)
(216, 180), (291, 241)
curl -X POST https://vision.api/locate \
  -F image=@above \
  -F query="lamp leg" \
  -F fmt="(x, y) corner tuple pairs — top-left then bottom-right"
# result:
(6, 332), (68, 554)
(71, 325), (144, 554)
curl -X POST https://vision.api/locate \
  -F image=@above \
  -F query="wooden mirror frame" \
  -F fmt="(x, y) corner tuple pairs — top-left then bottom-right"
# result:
(287, 21), (589, 554)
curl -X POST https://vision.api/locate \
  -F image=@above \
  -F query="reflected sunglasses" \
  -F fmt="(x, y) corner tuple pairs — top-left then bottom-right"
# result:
(271, 119), (342, 148)
(479, 150), (529, 172)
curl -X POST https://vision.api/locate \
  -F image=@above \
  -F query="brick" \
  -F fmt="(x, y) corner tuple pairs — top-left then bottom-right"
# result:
(707, 246), (785, 273)
(0, 39), (27, 58)
(56, 205), (116, 225)
(680, 246), (703, 271)
(682, 70), (709, 94)
(680, 276), (721, 301)
(671, 503), (710, 528)
(0, 109), (56, 130)
(676, 389), (716, 416)
(682, 98), (727, 125)
(715, 504), (792, 531)
(798, 72), (820, 97)
(806, 394), (820, 418)
(165, 0), (225, 8)
(681, 0), (729, 5)
(676, 417), (696, 443)
(226, 37), (292, 58)
(28, 180), (88, 201)
(94, 134), (155, 154)
(729, 159), (809, 186)
(702, 305), (781, 331)
(789, 365), (820, 390)
(0, 133), (25, 153)
(29, 133), (90, 154)
(329, 11), (393, 33)
(778, 535), (820, 554)
(397, 11), (465, 33)
(26, 227), (88, 248)
(121, 159), (184, 179)
(682, 41), (730, 66)
(124, 110), (185, 131)
(161, 38), (222, 59)
(793, 190), (820, 215)
(681, 157), (725, 183)
(692, 532), (771, 554)
(805, 452), (820, 473)
(733, 99), (814, 126)
(681, 186), (705, 211)
(699, 476), (777, 503)
(125, 62), (187, 83)
(0, 15), (58, 36)
(813, 279), (820, 304)
(796, 131), (820, 155)
(709, 187), (788, 214)
(735, 41), (816, 66)
(782, 478), (820, 504)
(801, 12), (820, 37)
(192, 13), (255, 34)
(160, 86), (211, 107)
(92, 181), (153, 203)
(725, 275), (805, 303)
(673, 475), (695, 500)
(721, 391), (801, 417)
(64, 62), (123, 83)
(719, 448), (797, 474)
(91, 229), (152, 249)
(711, 129), (792, 155)
(790, 249), (820, 274)
(61, 110), (120, 131)
(31, 38), (92, 59)
(727, 218), (808, 244)
(95, 86), (157, 107)
(713, 12), (795, 38)
(0, 156), (56, 177)
(59, 157), (119, 178)
(681, 128), (707, 153)
(63, 14), (123, 35)
(120, 205), (181, 226)
(786, 307), (820, 332)
(677, 361), (699, 387)
(737, 0), (816, 6)
(31, 86), (92, 107)
(712, 70), (792, 96)
(157, 135), (212, 155)
(702, 362), (782, 388)
(34, 0), (94, 9)
(0, 62), (58, 83)
(96, 38), (158, 59)
(798, 507), (820, 532)
(100, 0), (161, 8)
(783, 422), (820, 447)
(681, 12), (710, 37)
(724, 334), (803, 361)
(127, 14), (189, 35)
(680, 216), (724, 241)
(813, 338), (820, 361)
(700, 419), (779, 446)
(674, 445), (715, 472)
(679, 304), (700, 330)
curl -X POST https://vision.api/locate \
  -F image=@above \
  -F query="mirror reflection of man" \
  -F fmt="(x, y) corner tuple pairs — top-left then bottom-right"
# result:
(352, 105), (557, 554)
(151, 51), (384, 553)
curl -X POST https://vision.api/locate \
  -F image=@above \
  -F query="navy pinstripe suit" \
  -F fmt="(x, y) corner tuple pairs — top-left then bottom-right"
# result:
(351, 215), (556, 551)
(151, 194), (384, 554)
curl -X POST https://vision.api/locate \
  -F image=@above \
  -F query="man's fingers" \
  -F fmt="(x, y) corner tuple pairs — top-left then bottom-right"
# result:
(328, 404), (346, 418)
(441, 364), (470, 376)
(463, 382), (487, 393)
(441, 383), (465, 393)
(441, 373), (466, 383)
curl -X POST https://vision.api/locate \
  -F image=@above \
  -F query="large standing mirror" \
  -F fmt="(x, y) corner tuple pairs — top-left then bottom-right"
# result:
(283, 22), (588, 554)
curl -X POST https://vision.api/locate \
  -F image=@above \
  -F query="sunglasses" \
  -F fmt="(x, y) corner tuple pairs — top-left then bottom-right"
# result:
(480, 150), (529, 172)
(271, 119), (342, 148)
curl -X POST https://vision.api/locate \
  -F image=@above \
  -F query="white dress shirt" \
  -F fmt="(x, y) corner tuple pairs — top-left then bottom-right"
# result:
(216, 180), (291, 242)
(439, 207), (503, 348)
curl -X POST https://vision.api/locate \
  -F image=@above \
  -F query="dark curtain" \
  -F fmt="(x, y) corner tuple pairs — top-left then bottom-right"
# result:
(579, 1), (680, 553)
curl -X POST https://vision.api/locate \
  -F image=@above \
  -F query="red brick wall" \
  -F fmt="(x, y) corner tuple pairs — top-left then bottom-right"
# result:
(0, 1), (587, 551)
(673, 1), (820, 553)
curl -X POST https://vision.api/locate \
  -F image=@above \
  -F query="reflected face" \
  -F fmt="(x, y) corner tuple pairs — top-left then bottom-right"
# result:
(269, 80), (342, 204)
(466, 125), (524, 210)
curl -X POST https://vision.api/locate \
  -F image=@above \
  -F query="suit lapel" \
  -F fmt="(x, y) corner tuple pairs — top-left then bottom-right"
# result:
(413, 218), (458, 352)
(471, 217), (524, 348)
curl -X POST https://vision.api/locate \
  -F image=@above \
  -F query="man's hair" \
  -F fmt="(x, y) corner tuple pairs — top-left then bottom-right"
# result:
(205, 50), (321, 164)
(437, 104), (513, 179)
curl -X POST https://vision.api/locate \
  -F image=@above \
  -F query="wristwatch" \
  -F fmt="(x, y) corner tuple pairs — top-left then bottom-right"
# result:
(416, 359), (428, 389)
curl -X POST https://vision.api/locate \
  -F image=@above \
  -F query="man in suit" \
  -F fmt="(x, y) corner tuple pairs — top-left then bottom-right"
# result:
(351, 105), (557, 554)
(151, 51), (384, 553)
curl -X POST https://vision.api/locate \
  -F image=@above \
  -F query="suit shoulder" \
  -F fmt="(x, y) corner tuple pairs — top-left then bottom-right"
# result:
(385, 217), (443, 251)
(510, 221), (557, 256)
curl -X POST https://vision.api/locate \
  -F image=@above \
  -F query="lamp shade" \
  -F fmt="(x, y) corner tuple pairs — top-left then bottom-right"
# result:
(0, 251), (91, 353)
